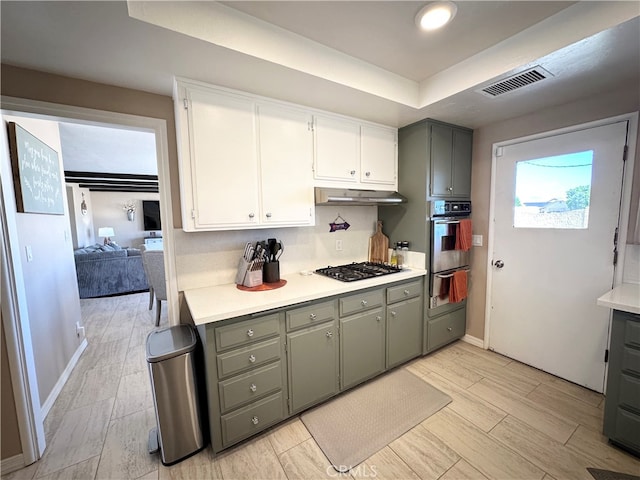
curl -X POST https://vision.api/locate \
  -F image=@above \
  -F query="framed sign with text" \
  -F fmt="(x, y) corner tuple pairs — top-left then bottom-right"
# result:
(8, 122), (65, 215)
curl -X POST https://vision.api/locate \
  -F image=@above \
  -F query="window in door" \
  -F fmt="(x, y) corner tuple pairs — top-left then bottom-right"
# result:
(513, 150), (593, 229)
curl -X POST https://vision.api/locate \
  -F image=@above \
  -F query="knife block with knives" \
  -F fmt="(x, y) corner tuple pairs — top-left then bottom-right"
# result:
(236, 239), (284, 287)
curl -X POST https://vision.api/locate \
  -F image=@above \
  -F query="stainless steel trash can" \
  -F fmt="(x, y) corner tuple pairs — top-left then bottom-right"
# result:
(146, 325), (205, 465)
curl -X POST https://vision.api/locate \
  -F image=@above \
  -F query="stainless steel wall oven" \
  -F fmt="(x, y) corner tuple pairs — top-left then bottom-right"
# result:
(429, 200), (471, 308)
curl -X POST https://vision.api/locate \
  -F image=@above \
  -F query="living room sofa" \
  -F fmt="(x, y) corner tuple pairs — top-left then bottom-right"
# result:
(73, 244), (149, 298)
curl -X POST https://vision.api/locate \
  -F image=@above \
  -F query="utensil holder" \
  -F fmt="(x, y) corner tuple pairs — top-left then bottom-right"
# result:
(263, 261), (280, 283)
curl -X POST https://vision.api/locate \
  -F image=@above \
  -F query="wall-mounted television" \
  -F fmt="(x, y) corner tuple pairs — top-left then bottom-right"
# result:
(142, 200), (162, 231)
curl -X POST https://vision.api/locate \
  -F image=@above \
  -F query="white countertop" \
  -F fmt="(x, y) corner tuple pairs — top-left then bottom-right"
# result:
(184, 268), (427, 325)
(597, 283), (640, 315)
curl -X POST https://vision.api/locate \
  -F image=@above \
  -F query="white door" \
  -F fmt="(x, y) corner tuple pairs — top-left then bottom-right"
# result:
(489, 121), (628, 392)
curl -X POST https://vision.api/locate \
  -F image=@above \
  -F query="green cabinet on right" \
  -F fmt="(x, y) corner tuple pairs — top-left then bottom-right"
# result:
(429, 122), (472, 198)
(603, 310), (640, 456)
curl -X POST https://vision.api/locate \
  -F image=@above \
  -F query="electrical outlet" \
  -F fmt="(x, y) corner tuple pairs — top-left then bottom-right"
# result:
(335, 239), (343, 251)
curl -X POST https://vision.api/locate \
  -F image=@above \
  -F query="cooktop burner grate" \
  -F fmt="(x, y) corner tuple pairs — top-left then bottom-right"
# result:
(315, 262), (402, 282)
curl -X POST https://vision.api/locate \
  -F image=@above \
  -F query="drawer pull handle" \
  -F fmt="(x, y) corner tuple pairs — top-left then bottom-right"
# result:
(365, 171), (371, 177)
(249, 383), (257, 392)
(376, 316), (381, 322)
(251, 416), (259, 425)
(249, 213), (255, 219)
(350, 170), (356, 176)
(247, 329), (254, 337)
(404, 289), (410, 295)
(249, 354), (256, 363)
(326, 331), (333, 338)
(361, 300), (368, 307)
(447, 327), (452, 332)
(391, 311), (397, 317)
(309, 313), (317, 320)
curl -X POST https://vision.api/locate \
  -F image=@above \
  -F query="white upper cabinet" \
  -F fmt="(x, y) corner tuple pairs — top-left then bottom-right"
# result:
(313, 115), (360, 183)
(360, 125), (397, 186)
(184, 87), (260, 230)
(258, 104), (315, 226)
(314, 116), (397, 191)
(175, 80), (315, 231)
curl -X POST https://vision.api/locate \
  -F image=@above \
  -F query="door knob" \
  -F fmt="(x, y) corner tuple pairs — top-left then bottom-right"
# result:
(494, 260), (504, 269)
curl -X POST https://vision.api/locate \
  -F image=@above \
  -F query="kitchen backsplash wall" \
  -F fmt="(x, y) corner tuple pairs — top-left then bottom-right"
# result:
(173, 206), (379, 291)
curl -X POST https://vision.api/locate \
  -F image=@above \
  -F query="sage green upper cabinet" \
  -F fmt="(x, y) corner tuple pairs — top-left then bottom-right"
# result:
(429, 122), (472, 198)
(314, 115), (397, 191)
(175, 80), (315, 231)
(313, 114), (360, 183)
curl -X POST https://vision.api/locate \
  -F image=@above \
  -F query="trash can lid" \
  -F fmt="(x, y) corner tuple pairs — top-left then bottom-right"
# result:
(146, 325), (197, 363)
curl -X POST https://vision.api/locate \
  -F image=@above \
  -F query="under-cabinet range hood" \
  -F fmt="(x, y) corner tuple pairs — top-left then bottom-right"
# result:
(315, 188), (407, 206)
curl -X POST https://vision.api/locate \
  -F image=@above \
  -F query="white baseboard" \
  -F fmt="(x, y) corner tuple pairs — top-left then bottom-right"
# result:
(1, 453), (26, 474)
(41, 339), (88, 419)
(461, 334), (484, 348)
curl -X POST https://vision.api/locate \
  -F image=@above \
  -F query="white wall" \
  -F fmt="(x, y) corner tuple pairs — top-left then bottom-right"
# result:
(90, 191), (160, 249)
(174, 205), (379, 291)
(66, 185), (95, 249)
(1, 114), (84, 407)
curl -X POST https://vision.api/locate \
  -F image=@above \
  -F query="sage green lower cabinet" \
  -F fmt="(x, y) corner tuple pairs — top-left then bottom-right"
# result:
(603, 310), (640, 456)
(340, 308), (385, 390)
(425, 306), (466, 353)
(287, 320), (339, 413)
(198, 312), (286, 453)
(387, 296), (423, 368)
(195, 276), (428, 454)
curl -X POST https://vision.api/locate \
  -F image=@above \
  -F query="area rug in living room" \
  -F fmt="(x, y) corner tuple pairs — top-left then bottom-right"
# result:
(300, 368), (452, 473)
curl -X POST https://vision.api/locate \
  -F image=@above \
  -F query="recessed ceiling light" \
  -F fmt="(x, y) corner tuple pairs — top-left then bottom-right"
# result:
(415, 1), (458, 31)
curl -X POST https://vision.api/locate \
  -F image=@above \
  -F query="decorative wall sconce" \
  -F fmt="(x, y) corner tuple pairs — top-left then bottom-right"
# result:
(123, 200), (136, 222)
(80, 193), (88, 216)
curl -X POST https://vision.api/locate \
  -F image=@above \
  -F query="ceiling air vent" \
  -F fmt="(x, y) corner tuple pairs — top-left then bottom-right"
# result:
(477, 67), (553, 98)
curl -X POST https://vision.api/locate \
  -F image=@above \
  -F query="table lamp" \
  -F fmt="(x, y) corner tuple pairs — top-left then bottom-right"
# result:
(98, 227), (115, 245)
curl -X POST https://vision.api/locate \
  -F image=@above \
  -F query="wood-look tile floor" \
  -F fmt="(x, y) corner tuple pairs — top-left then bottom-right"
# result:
(3, 292), (639, 480)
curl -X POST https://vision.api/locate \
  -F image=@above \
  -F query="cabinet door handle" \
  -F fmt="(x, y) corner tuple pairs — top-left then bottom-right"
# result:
(448, 187), (453, 192)
(309, 313), (317, 320)
(326, 331), (333, 338)
(365, 171), (371, 177)
(249, 354), (256, 363)
(249, 213), (255, 219)
(247, 329), (254, 337)
(350, 170), (356, 176)
(376, 316), (381, 322)
(391, 311), (397, 317)
(403, 289), (410, 296)
(251, 416), (259, 425)
(361, 300), (368, 307)
(249, 383), (257, 392)
(447, 327), (452, 332)
(266, 212), (272, 218)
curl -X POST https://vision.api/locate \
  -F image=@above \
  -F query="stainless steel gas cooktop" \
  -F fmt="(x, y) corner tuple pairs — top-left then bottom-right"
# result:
(315, 262), (402, 282)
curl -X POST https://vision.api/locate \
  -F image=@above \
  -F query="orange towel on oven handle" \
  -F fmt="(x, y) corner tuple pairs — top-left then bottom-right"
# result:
(455, 219), (473, 252)
(449, 269), (468, 303)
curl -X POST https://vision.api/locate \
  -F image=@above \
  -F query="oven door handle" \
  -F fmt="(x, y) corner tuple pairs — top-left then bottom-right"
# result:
(434, 220), (461, 225)
(435, 269), (471, 279)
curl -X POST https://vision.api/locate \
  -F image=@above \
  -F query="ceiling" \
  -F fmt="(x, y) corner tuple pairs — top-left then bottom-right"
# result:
(1, 1), (639, 174)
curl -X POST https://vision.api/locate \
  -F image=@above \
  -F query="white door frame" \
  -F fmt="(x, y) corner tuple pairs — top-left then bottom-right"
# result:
(483, 112), (639, 350)
(0, 95), (178, 466)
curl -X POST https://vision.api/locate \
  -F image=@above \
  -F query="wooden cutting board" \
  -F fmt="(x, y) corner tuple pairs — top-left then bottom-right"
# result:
(369, 221), (389, 263)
